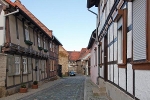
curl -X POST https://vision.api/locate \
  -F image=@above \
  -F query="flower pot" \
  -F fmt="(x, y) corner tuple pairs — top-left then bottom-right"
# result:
(20, 88), (27, 93)
(32, 85), (38, 89)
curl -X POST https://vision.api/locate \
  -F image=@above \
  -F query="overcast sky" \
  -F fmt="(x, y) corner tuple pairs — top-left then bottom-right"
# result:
(12, 0), (97, 51)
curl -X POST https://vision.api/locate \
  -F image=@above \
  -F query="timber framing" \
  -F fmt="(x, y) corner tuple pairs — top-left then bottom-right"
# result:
(2, 42), (49, 59)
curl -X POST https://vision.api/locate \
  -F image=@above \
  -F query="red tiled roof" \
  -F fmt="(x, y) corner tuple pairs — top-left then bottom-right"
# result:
(79, 48), (87, 59)
(68, 51), (80, 61)
(4, 0), (52, 37)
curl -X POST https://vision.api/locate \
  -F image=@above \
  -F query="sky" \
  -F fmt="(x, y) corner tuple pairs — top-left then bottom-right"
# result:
(12, 0), (97, 51)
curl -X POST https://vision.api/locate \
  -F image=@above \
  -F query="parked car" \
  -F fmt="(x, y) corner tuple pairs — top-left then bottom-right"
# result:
(69, 71), (76, 76)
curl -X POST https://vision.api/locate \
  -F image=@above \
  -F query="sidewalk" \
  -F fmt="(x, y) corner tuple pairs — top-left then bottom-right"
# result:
(84, 76), (110, 100)
(0, 78), (65, 100)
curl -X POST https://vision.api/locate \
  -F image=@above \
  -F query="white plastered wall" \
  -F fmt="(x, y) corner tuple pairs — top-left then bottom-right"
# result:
(127, 64), (133, 95)
(0, 10), (5, 46)
(119, 68), (126, 90)
(135, 70), (150, 100)
(114, 64), (118, 85)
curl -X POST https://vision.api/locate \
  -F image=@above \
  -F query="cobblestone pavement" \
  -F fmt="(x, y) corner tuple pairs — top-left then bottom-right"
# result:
(19, 76), (85, 100)
(0, 75), (110, 100)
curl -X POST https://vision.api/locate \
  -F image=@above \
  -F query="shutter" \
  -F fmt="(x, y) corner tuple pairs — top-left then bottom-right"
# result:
(133, 0), (146, 60)
(28, 57), (32, 74)
(7, 55), (15, 76)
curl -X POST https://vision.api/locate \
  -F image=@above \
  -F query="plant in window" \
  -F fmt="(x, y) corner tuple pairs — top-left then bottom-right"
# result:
(38, 46), (43, 51)
(24, 40), (33, 45)
(44, 49), (48, 52)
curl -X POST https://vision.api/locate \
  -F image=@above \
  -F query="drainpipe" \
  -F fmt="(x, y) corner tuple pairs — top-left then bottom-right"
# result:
(88, 8), (100, 85)
(3, 9), (19, 46)
(88, 9), (99, 43)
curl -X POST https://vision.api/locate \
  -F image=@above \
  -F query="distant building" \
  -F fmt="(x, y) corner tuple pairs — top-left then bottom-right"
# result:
(76, 48), (90, 75)
(59, 46), (69, 76)
(68, 51), (80, 72)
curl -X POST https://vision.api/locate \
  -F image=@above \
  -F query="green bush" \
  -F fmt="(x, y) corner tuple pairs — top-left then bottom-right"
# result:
(21, 84), (26, 88)
(33, 81), (38, 85)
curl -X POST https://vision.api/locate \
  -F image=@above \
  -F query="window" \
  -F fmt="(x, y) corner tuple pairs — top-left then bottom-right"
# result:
(53, 43), (55, 52)
(25, 24), (29, 41)
(15, 16), (19, 39)
(44, 39), (46, 49)
(117, 18), (123, 64)
(15, 57), (20, 75)
(50, 42), (52, 51)
(94, 47), (97, 66)
(42, 61), (45, 72)
(38, 35), (40, 47)
(23, 58), (27, 74)
(28, 58), (32, 74)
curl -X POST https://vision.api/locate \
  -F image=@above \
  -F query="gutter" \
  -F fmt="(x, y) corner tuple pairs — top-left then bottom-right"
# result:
(88, 8), (99, 43)
(2, 9), (19, 46)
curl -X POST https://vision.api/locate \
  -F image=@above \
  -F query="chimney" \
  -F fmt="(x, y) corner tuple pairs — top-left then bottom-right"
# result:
(15, 0), (21, 3)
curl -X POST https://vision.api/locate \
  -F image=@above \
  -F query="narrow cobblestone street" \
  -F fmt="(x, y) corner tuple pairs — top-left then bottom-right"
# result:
(19, 76), (85, 100)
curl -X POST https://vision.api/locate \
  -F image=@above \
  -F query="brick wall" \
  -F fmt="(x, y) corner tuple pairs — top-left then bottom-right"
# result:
(0, 54), (7, 97)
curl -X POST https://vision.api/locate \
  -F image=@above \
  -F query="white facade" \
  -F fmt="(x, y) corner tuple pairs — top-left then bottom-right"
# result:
(87, 0), (150, 100)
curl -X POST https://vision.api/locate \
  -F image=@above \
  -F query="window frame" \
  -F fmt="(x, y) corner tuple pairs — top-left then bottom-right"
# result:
(23, 58), (27, 74)
(113, 9), (127, 68)
(24, 24), (30, 41)
(15, 56), (20, 75)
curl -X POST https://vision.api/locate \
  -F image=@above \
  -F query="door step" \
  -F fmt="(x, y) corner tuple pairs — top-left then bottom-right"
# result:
(92, 87), (107, 96)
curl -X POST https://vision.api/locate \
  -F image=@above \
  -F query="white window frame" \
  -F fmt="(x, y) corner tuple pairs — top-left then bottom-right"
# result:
(38, 35), (41, 47)
(117, 27), (123, 63)
(15, 57), (20, 75)
(44, 39), (46, 49)
(23, 58), (27, 74)
(49, 42), (52, 51)
(25, 24), (29, 41)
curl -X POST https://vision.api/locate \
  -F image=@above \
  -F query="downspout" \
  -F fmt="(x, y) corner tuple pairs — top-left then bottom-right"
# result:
(3, 9), (19, 46)
(88, 8), (100, 85)
(88, 9), (99, 43)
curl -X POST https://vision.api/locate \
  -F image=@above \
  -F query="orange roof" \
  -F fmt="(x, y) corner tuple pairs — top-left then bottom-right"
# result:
(79, 48), (90, 60)
(4, 0), (52, 37)
(68, 51), (80, 61)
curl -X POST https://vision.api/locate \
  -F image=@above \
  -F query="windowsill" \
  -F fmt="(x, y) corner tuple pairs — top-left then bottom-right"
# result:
(23, 72), (28, 75)
(132, 61), (150, 70)
(117, 63), (126, 68)
(14, 73), (21, 76)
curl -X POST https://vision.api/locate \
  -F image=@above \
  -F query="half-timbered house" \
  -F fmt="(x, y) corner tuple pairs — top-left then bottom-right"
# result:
(87, 0), (150, 100)
(0, 0), (61, 97)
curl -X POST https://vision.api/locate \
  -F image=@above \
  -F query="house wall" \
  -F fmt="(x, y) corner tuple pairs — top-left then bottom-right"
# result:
(89, 0), (150, 100)
(0, 10), (5, 46)
(0, 1), (60, 97)
(90, 42), (98, 84)
(59, 46), (69, 76)
(0, 54), (6, 87)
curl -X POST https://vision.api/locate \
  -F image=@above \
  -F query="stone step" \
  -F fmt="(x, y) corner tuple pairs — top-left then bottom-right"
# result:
(99, 87), (106, 92)
(92, 87), (107, 96)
